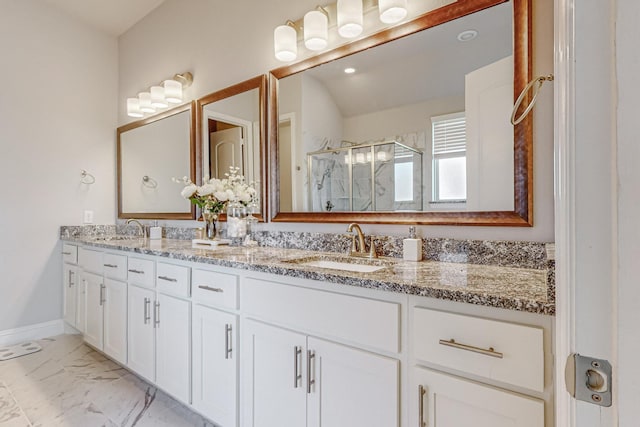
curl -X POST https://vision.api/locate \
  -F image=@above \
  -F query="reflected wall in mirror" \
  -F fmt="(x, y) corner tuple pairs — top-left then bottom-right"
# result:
(117, 102), (196, 219)
(196, 75), (268, 221)
(270, 0), (533, 226)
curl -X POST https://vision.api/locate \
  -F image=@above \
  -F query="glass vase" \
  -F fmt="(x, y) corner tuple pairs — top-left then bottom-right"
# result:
(202, 210), (219, 240)
(226, 201), (247, 239)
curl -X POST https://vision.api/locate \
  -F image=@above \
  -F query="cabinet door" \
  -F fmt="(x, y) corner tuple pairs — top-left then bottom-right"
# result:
(83, 271), (104, 350)
(306, 337), (399, 427)
(156, 293), (191, 404)
(192, 305), (237, 427)
(76, 271), (86, 333)
(103, 278), (127, 365)
(128, 285), (155, 382)
(242, 320), (307, 427)
(62, 264), (77, 327)
(410, 367), (544, 427)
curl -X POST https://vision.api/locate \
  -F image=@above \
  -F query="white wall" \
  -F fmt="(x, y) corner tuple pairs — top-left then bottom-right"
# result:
(119, 0), (554, 242)
(0, 0), (117, 331)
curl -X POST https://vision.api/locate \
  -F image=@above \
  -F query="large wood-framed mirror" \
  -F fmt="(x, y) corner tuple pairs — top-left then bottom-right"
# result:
(117, 102), (196, 219)
(195, 75), (268, 221)
(269, 0), (532, 226)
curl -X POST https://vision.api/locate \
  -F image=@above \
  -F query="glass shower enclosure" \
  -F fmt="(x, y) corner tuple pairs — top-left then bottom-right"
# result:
(307, 140), (423, 212)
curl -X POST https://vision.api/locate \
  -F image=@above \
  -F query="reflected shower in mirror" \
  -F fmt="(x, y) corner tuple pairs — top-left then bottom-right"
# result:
(117, 102), (196, 219)
(278, 1), (514, 214)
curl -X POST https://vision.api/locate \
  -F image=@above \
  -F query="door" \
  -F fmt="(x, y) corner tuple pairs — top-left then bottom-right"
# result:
(103, 278), (127, 365)
(210, 126), (244, 178)
(555, 0), (618, 425)
(306, 337), (399, 427)
(127, 284), (155, 382)
(76, 271), (86, 333)
(412, 367), (544, 427)
(62, 264), (77, 327)
(82, 271), (104, 350)
(242, 320), (307, 427)
(192, 305), (237, 427)
(155, 292), (191, 404)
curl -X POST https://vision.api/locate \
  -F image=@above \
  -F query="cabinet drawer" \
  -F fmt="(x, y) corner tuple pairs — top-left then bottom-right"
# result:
(156, 262), (190, 297)
(412, 307), (544, 392)
(78, 247), (103, 274)
(243, 277), (400, 353)
(192, 269), (238, 310)
(62, 243), (78, 264)
(127, 257), (155, 288)
(103, 253), (127, 281)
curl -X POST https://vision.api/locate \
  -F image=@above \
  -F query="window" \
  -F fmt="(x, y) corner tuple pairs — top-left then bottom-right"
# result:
(431, 112), (467, 201)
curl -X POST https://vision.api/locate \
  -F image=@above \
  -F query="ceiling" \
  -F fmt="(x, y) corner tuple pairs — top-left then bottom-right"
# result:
(303, 1), (513, 117)
(41, 0), (166, 36)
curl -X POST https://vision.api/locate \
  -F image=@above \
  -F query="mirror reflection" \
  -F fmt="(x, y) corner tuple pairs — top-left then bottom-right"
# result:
(117, 103), (195, 219)
(278, 1), (514, 213)
(196, 75), (267, 220)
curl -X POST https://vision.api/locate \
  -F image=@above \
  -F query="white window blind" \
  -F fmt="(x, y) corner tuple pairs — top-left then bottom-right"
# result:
(431, 112), (466, 156)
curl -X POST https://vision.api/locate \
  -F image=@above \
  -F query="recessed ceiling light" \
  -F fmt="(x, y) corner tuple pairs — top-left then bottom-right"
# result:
(344, 67), (356, 74)
(457, 29), (478, 42)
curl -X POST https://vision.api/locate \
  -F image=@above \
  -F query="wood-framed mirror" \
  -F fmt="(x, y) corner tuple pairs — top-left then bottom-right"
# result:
(269, 0), (533, 226)
(195, 75), (268, 222)
(117, 102), (197, 219)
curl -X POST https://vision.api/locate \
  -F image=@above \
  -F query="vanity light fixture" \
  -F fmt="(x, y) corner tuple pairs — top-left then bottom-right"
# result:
(378, 0), (407, 24)
(274, 21), (298, 62)
(138, 92), (155, 113)
(337, 0), (363, 38)
(304, 7), (329, 51)
(126, 72), (193, 118)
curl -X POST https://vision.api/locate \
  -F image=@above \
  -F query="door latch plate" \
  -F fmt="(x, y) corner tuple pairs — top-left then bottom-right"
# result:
(565, 353), (612, 407)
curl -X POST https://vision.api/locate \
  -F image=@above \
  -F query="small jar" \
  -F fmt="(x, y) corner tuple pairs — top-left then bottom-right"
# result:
(226, 201), (248, 239)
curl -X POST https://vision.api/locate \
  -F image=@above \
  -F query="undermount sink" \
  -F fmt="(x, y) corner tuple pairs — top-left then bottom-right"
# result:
(282, 255), (395, 273)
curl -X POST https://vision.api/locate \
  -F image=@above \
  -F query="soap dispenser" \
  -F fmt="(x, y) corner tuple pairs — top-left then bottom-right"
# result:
(149, 221), (162, 240)
(403, 226), (422, 261)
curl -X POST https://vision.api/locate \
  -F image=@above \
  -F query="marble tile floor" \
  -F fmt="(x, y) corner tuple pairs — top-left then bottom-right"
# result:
(0, 334), (214, 426)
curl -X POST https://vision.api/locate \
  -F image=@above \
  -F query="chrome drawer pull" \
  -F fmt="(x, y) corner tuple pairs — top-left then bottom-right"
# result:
(143, 298), (151, 324)
(225, 324), (233, 359)
(128, 269), (144, 274)
(418, 385), (426, 427)
(62, 251), (72, 255)
(99, 284), (105, 305)
(198, 285), (223, 293)
(104, 263), (118, 268)
(307, 350), (316, 394)
(158, 276), (177, 282)
(293, 346), (302, 388)
(154, 301), (160, 327)
(438, 339), (504, 359)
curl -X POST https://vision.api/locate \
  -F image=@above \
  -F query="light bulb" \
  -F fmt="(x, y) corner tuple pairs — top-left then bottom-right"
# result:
(337, 0), (363, 38)
(304, 10), (328, 51)
(127, 98), (143, 118)
(150, 86), (168, 108)
(274, 24), (297, 62)
(164, 79), (183, 104)
(378, 0), (408, 24)
(138, 92), (155, 113)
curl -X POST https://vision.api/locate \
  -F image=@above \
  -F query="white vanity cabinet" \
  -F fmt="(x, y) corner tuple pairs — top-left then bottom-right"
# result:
(241, 276), (400, 427)
(408, 304), (549, 427)
(126, 257), (192, 405)
(79, 248), (128, 364)
(191, 268), (239, 427)
(62, 244), (79, 328)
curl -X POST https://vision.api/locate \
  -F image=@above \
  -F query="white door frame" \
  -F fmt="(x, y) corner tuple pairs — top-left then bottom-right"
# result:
(554, 0), (617, 425)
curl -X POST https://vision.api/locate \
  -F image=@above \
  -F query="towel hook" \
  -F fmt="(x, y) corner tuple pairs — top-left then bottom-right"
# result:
(511, 74), (554, 125)
(80, 170), (95, 184)
(142, 175), (158, 188)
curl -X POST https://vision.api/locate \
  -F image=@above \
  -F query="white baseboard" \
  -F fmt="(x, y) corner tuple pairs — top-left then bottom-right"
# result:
(0, 320), (65, 347)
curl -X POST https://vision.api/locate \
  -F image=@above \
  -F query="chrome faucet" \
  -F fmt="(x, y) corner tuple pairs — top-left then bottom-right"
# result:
(346, 223), (377, 258)
(126, 219), (147, 238)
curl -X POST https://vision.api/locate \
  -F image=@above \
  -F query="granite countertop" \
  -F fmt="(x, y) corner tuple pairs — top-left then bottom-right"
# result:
(63, 236), (554, 316)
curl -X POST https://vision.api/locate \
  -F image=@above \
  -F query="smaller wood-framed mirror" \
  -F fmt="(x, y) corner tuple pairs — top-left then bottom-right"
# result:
(117, 102), (197, 219)
(195, 75), (268, 221)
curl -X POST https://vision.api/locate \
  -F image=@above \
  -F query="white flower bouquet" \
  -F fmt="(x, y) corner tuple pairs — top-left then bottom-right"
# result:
(175, 166), (257, 215)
